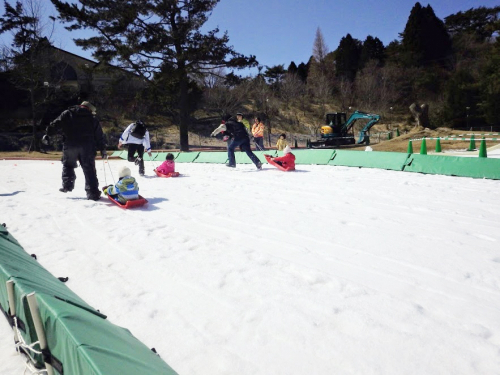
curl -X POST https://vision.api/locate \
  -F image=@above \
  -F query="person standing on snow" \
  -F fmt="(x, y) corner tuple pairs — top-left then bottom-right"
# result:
(211, 114), (262, 169)
(118, 120), (152, 176)
(43, 101), (107, 201)
(252, 116), (265, 150)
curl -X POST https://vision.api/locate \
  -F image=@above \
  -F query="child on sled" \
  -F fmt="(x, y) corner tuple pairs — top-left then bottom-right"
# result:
(103, 166), (139, 204)
(156, 153), (176, 175)
(265, 145), (296, 170)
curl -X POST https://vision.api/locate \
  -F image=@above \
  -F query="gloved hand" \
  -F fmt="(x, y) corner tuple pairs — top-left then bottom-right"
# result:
(222, 135), (229, 142)
(148, 151), (152, 157)
(41, 135), (50, 145)
(101, 149), (108, 159)
(102, 185), (112, 195)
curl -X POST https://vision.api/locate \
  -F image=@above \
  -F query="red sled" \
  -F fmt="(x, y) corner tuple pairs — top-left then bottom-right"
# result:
(107, 194), (148, 209)
(154, 169), (180, 178)
(264, 155), (295, 172)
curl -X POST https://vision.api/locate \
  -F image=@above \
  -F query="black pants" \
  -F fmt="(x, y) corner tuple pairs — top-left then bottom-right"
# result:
(227, 137), (261, 166)
(62, 142), (99, 197)
(254, 136), (265, 150)
(127, 143), (145, 174)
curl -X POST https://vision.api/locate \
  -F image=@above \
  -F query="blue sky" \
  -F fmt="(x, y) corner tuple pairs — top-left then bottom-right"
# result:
(1, 0), (498, 74)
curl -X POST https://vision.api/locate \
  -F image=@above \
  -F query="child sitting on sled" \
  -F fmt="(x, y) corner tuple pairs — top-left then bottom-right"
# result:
(265, 145), (296, 170)
(103, 166), (139, 204)
(156, 153), (176, 175)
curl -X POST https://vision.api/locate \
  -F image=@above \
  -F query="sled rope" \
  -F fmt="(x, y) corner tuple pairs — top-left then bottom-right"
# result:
(254, 140), (264, 151)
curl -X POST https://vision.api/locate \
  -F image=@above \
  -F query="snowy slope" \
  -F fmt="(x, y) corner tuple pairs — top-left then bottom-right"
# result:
(1, 159), (500, 375)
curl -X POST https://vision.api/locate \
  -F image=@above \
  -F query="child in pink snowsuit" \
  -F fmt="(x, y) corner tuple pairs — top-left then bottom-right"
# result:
(156, 153), (176, 174)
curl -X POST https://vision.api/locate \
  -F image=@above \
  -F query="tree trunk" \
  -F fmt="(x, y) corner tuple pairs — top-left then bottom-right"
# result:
(30, 88), (39, 152)
(179, 76), (189, 151)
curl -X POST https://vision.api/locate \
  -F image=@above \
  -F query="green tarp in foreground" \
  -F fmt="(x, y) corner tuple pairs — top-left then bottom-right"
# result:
(0, 225), (177, 375)
(403, 154), (500, 179)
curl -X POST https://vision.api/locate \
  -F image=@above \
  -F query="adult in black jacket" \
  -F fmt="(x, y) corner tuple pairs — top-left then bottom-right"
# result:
(44, 101), (107, 201)
(211, 114), (262, 169)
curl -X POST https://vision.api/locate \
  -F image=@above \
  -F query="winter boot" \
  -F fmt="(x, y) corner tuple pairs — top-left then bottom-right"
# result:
(226, 163), (236, 168)
(255, 161), (262, 170)
(59, 182), (74, 193)
(87, 191), (101, 201)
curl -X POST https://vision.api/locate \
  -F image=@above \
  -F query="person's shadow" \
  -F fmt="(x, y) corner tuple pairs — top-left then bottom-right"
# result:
(0, 191), (24, 196)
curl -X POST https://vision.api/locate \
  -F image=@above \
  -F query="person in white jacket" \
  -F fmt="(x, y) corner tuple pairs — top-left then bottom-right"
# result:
(118, 120), (152, 176)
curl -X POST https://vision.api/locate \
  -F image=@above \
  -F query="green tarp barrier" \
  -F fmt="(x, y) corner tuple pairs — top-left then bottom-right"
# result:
(329, 150), (410, 171)
(111, 151), (122, 157)
(255, 150), (277, 163)
(154, 152), (179, 162)
(293, 149), (335, 165)
(403, 154), (500, 179)
(193, 151), (228, 164)
(0, 225), (178, 375)
(233, 150), (273, 164)
(174, 152), (200, 163)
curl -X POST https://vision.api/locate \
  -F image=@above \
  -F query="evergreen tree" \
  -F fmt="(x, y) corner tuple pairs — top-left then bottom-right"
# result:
(401, 2), (452, 67)
(479, 30), (500, 125)
(335, 33), (362, 81)
(287, 61), (298, 74)
(360, 35), (385, 68)
(445, 6), (500, 41)
(0, 0), (57, 151)
(264, 64), (286, 86)
(51, 0), (257, 151)
(296, 62), (309, 83)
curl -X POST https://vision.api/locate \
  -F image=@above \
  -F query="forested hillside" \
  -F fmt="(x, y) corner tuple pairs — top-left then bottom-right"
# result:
(1, 1), (499, 151)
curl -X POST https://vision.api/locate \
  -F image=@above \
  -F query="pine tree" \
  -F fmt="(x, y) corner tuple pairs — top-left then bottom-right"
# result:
(445, 6), (500, 41)
(287, 61), (298, 74)
(51, 0), (257, 151)
(360, 35), (385, 68)
(335, 34), (362, 81)
(401, 2), (452, 67)
(296, 62), (309, 83)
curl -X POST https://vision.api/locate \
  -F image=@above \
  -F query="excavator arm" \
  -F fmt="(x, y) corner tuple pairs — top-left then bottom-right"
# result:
(342, 111), (381, 144)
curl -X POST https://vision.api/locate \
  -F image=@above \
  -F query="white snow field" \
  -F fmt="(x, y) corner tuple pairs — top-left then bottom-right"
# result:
(1, 158), (500, 375)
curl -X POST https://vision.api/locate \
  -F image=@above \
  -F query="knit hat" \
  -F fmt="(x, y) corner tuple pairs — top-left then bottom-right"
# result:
(80, 101), (96, 115)
(283, 145), (292, 154)
(118, 166), (131, 178)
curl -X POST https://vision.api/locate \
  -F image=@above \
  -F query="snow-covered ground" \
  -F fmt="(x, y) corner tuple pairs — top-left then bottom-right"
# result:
(1, 158), (500, 375)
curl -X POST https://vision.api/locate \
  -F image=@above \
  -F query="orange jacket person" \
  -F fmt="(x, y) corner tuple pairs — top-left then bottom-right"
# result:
(251, 117), (265, 150)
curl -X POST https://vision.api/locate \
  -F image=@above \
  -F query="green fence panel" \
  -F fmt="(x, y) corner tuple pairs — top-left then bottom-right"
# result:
(153, 152), (179, 162)
(111, 151), (122, 157)
(292, 149), (335, 165)
(403, 154), (500, 179)
(0, 226), (178, 374)
(329, 150), (410, 171)
(255, 150), (277, 163)
(174, 152), (200, 163)
(193, 151), (228, 164)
